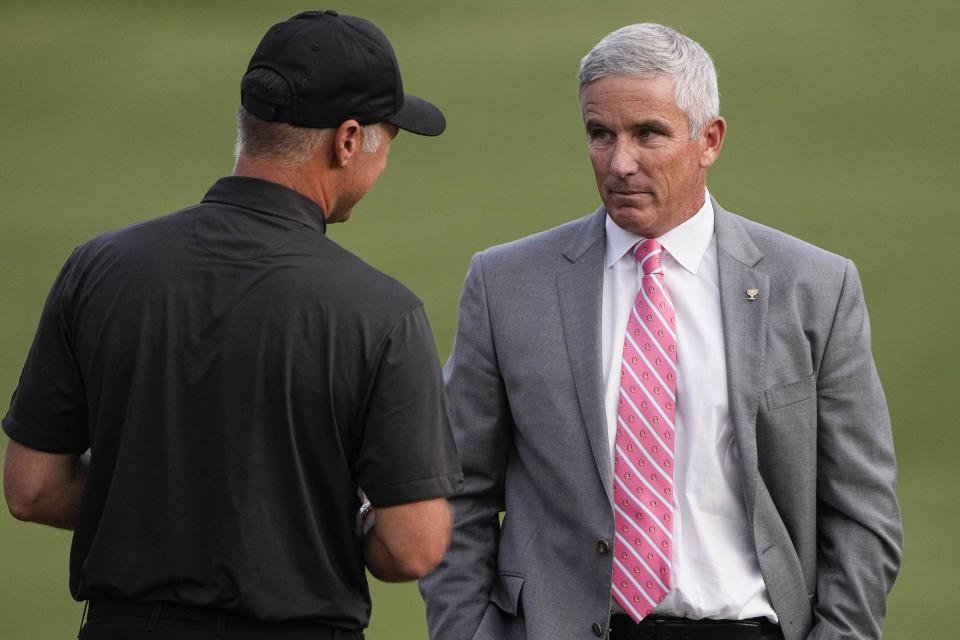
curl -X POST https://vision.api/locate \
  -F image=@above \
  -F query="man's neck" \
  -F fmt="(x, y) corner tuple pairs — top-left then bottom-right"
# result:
(233, 155), (332, 217)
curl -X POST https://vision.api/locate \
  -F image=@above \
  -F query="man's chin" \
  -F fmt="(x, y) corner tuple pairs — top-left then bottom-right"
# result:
(605, 205), (662, 237)
(326, 209), (354, 224)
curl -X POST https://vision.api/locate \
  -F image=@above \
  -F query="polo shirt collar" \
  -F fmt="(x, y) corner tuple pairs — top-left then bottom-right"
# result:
(202, 176), (328, 234)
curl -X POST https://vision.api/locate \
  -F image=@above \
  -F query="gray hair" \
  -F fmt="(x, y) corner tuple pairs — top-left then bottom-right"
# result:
(359, 123), (383, 153)
(235, 113), (384, 164)
(235, 67), (384, 164)
(235, 110), (328, 164)
(577, 23), (719, 139)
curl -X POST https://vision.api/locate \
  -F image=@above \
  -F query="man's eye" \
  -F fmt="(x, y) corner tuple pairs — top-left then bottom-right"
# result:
(638, 129), (654, 139)
(590, 129), (612, 141)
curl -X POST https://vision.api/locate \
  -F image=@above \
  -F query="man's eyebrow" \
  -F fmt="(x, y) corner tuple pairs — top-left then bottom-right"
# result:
(633, 119), (672, 135)
(583, 118), (674, 135)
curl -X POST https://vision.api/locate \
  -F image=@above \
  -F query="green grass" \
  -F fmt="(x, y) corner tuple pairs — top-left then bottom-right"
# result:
(2, 1), (958, 638)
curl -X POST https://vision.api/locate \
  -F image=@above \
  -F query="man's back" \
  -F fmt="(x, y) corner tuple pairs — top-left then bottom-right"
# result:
(6, 177), (454, 626)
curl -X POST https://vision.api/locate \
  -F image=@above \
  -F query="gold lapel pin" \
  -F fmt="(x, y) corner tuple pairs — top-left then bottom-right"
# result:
(746, 288), (759, 301)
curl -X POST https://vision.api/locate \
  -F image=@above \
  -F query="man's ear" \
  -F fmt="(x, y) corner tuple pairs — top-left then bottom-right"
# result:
(699, 116), (726, 169)
(334, 119), (363, 168)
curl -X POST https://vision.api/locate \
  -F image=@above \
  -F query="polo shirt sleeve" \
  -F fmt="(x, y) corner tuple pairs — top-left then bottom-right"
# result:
(2, 252), (90, 453)
(356, 305), (463, 507)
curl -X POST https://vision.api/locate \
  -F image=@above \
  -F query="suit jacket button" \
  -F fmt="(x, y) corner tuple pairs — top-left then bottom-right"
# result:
(592, 622), (604, 636)
(596, 539), (610, 554)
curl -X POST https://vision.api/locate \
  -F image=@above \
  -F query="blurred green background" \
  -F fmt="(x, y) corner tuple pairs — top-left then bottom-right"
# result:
(1, 1), (956, 637)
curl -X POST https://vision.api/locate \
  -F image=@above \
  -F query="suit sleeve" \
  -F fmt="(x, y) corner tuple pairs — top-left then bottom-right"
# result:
(419, 253), (513, 639)
(809, 259), (902, 639)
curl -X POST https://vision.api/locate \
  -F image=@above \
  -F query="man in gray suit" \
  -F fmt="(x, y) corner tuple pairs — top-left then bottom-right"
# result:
(419, 23), (902, 640)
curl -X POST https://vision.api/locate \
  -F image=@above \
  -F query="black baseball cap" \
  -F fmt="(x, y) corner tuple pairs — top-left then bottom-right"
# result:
(241, 10), (445, 136)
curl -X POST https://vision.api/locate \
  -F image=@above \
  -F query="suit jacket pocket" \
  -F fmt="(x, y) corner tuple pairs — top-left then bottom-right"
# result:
(490, 573), (525, 616)
(763, 373), (816, 411)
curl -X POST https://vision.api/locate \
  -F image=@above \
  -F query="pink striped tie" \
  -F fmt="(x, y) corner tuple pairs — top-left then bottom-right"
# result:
(611, 239), (677, 621)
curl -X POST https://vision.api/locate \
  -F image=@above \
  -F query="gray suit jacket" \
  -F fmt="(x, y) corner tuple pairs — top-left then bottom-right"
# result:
(419, 201), (902, 640)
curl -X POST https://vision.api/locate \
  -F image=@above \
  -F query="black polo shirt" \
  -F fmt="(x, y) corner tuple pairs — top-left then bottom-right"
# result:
(2, 177), (462, 630)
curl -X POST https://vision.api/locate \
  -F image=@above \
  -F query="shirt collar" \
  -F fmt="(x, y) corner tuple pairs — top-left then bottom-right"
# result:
(202, 176), (328, 235)
(604, 189), (715, 275)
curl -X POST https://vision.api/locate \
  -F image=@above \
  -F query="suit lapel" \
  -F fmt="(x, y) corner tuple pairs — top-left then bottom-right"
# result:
(555, 202), (769, 505)
(714, 200), (769, 513)
(556, 208), (613, 498)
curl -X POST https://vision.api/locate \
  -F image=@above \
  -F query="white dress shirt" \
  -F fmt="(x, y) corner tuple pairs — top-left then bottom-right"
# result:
(601, 191), (777, 621)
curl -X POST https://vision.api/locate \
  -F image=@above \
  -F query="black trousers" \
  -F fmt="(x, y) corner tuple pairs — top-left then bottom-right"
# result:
(608, 614), (784, 640)
(79, 599), (363, 640)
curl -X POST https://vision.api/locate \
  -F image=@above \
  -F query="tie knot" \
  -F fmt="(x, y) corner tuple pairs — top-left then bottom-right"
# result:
(633, 239), (664, 275)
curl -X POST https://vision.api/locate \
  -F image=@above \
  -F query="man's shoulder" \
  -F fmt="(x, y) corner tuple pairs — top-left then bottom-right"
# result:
(330, 244), (424, 309)
(717, 205), (850, 271)
(63, 208), (197, 280)
(476, 208), (604, 266)
(70, 202), (422, 316)
(77, 202), (199, 249)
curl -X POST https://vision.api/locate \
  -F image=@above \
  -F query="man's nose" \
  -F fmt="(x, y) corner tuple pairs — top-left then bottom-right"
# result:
(609, 140), (639, 177)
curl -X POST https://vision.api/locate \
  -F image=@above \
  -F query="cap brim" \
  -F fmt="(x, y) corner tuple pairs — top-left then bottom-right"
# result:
(388, 93), (446, 136)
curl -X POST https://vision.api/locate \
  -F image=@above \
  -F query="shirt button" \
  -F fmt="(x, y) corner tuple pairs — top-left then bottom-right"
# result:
(592, 622), (604, 636)
(596, 539), (610, 554)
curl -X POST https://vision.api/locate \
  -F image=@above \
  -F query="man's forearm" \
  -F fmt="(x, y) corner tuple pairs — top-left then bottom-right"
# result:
(363, 498), (453, 582)
(4, 442), (89, 530)
(364, 520), (417, 582)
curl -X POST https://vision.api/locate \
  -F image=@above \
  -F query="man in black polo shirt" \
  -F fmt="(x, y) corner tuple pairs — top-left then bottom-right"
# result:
(2, 11), (462, 639)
